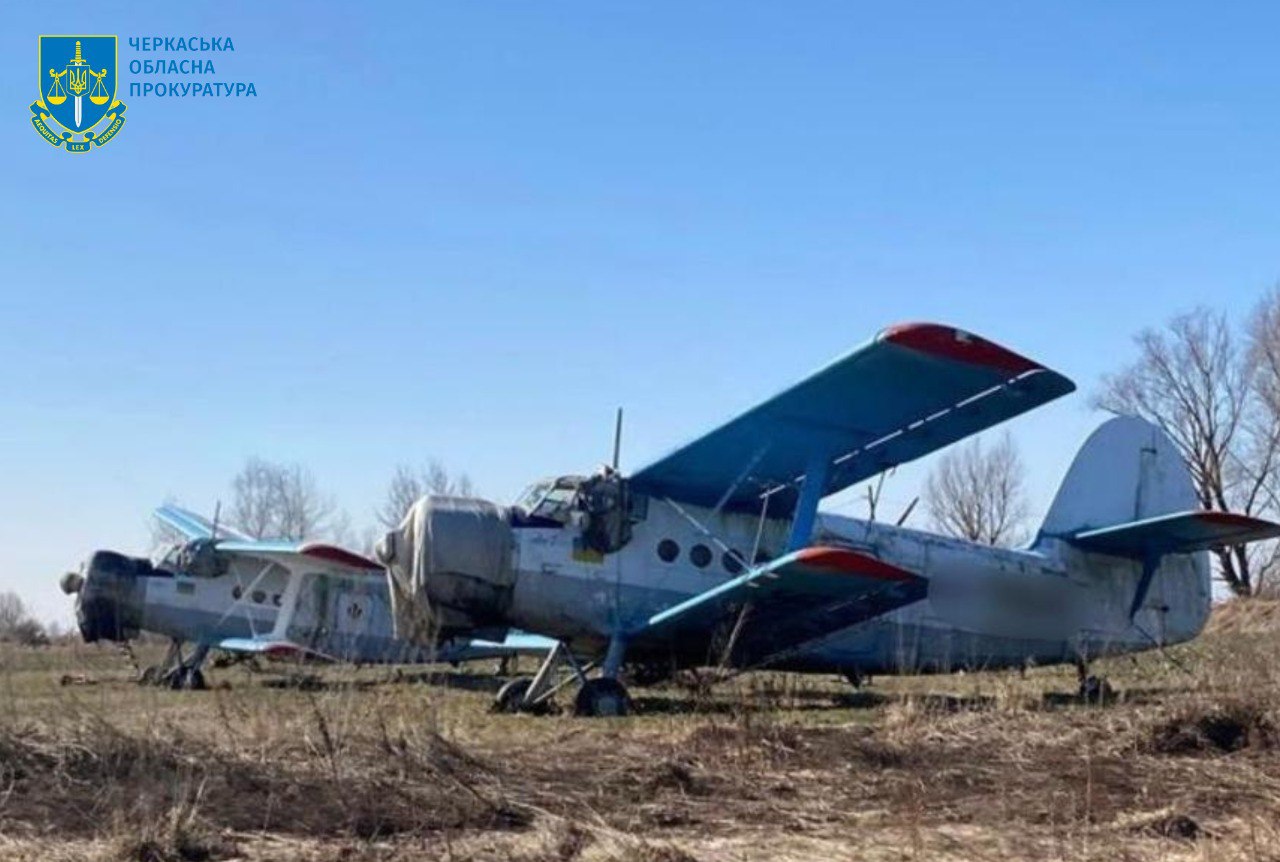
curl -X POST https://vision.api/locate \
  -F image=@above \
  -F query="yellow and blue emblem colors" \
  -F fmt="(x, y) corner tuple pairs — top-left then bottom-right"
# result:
(31, 35), (127, 153)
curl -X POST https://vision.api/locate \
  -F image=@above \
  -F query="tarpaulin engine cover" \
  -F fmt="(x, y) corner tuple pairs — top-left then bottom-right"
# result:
(377, 496), (515, 644)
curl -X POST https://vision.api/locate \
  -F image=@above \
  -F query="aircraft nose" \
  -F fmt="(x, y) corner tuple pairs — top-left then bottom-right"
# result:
(74, 550), (148, 642)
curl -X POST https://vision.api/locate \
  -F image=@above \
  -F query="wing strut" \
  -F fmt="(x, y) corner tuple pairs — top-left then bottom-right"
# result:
(786, 452), (831, 551)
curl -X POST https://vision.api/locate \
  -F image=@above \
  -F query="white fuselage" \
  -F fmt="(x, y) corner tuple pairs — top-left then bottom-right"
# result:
(506, 499), (1211, 674)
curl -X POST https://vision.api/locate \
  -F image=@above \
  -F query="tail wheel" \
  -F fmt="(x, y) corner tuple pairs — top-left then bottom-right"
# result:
(574, 677), (631, 718)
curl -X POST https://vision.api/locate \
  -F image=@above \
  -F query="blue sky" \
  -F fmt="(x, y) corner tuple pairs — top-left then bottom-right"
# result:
(3, 2), (1279, 623)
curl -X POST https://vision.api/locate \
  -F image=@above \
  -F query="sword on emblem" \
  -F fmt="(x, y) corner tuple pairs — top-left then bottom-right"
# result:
(66, 41), (89, 128)
(60, 40), (108, 129)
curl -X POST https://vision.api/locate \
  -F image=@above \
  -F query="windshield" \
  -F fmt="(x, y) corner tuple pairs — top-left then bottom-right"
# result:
(154, 544), (184, 568)
(515, 476), (584, 523)
(515, 480), (553, 512)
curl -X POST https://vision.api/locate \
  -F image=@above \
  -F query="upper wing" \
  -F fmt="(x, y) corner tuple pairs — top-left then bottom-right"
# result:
(1071, 511), (1280, 558)
(154, 507), (380, 571)
(213, 539), (383, 571)
(154, 504), (253, 542)
(630, 323), (1074, 515)
(633, 546), (927, 667)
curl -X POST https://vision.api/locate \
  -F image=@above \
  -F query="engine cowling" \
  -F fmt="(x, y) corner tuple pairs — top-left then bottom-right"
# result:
(75, 550), (148, 642)
(375, 495), (516, 643)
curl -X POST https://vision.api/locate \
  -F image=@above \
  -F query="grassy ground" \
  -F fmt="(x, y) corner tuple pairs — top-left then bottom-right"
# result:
(3, 606), (1280, 861)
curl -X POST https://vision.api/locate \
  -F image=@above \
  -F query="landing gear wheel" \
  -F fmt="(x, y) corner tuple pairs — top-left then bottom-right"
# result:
(574, 677), (631, 717)
(138, 665), (163, 686)
(843, 669), (865, 689)
(167, 667), (206, 691)
(493, 676), (536, 714)
(1078, 675), (1112, 704)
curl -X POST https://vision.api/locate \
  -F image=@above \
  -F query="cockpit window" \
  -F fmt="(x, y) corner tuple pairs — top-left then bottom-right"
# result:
(515, 476), (586, 524)
(514, 480), (553, 512)
(156, 544), (183, 569)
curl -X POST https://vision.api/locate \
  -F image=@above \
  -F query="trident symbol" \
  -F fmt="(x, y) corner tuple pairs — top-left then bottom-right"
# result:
(46, 40), (108, 129)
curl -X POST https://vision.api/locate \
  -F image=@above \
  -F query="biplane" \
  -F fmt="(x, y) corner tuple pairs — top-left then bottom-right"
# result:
(376, 322), (1280, 716)
(62, 505), (552, 688)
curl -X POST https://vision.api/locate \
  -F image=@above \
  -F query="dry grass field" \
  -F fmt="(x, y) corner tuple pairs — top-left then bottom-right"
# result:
(3, 604), (1280, 861)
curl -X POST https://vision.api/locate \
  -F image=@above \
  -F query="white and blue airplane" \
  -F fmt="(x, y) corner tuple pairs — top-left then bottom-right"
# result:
(62, 505), (553, 688)
(376, 322), (1280, 716)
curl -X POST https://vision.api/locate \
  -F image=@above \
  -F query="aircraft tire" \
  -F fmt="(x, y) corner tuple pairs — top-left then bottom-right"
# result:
(574, 677), (631, 718)
(1078, 675), (1112, 704)
(492, 676), (536, 714)
(138, 665), (163, 686)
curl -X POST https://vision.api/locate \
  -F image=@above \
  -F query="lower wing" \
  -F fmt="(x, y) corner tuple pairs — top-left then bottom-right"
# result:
(634, 546), (928, 668)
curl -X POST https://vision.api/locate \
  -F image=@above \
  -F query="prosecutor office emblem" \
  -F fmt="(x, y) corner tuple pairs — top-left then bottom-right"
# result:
(31, 35), (127, 152)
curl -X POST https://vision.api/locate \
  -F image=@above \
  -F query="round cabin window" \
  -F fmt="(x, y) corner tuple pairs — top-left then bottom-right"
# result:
(690, 544), (712, 568)
(657, 539), (680, 563)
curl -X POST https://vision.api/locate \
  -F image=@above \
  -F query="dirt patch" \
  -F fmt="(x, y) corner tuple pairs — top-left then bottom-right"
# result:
(1145, 700), (1277, 754)
(682, 719), (908, 769)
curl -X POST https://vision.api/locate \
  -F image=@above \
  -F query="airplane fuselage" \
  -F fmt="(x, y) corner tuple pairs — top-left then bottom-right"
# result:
(75, 547), (521, 666)
(506, 498), (1211, 676)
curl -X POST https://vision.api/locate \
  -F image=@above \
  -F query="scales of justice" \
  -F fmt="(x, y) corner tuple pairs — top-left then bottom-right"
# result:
(46, 40), (109, 130)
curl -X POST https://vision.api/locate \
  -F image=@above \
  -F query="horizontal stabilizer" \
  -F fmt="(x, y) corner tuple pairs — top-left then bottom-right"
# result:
(637, 546), (927, 667)
(1071, 511), (1280, 558)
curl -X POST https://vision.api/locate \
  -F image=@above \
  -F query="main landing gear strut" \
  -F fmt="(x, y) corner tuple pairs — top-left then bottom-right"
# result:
(139, 639), (210, 690)
(493, 636), (633, 717)
(1074, 658), (1113, 704)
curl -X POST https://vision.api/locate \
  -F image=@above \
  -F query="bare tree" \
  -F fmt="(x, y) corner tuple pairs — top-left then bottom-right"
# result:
(230, 457), (334, 540)
(0, 592), (26, 634)
(374, 461), (475, 529)
(925, 432), (1030, 547)
(1095, 304), (1280, 596)
(0, 592), (48, 646)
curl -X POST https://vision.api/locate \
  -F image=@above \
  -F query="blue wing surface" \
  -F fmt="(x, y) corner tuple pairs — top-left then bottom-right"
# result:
(630, 323), (1074, 515)
(633, 546), (928, 667)
(1071, 511), (1280, 558)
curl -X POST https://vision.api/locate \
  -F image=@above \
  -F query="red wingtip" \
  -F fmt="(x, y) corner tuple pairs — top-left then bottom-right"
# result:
(298, 543), (383, 570)
(1197, 511), (1280, 530)
(792, 546), (918, 582)
(882, 322), (1043, 376)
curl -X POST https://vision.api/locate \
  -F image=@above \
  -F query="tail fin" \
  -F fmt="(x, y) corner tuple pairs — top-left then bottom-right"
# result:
(1041, 415), (1280, 556)
(1041, 415), (1280, 625)
(1039, 415), (1198, 543)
